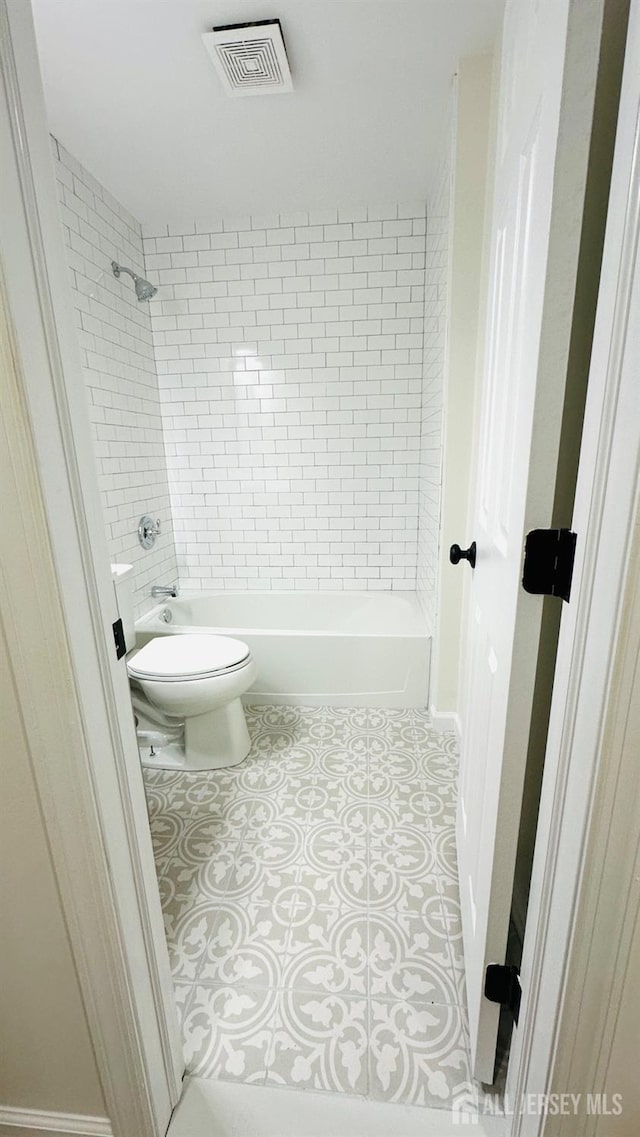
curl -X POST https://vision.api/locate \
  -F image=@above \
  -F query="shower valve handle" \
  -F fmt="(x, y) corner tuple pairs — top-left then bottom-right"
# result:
(449, 541), (476, 569)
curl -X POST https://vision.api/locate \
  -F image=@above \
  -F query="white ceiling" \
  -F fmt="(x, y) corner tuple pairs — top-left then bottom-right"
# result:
(32, 0), (504, 229)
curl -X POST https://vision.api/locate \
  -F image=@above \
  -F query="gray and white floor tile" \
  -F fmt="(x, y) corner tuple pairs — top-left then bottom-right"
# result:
(144, 705), (475, 1110)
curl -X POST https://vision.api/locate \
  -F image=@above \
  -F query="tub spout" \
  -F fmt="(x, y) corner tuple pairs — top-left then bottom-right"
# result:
(151, 583), (178, 598)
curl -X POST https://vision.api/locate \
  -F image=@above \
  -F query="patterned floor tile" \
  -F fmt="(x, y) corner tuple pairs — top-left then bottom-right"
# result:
(199, 900), (290, 988)
(222, 841), (300, 904)
(266, 990), (369, 1095)
(183, 983), (276, 1081)
(259, 745), (318, 784)
(367, 750), (424, 788)
(144, 771), (187, 819)
(144, 704), (471, 1110)
(245, 707), (332, 759)
(317, 709), (400, 754)
(368, 909), (457, 1004)
(157, 842), (237, 912)
(295, 841), (369, 909)
(173, 981), (195, 1030)
(438, 878), (463, 942)
(438, 879), (467, 1007)
(369, 998), (472, 1107)
(431, 826), (459, 882)
(164, 899), (221, 980)
(248, 727), (303, 759)
(268, 772), (355, 827)
(368, 847), (439, 912)
(146, 766), (263, 820)
(366, 799), (429, 843)
(149, 810), (188, 860)
(245, 704), (328, 730)
(283, 908), (368, 996)
(152, 804), (246, 852)
(422, 786), (459, 832)
(231, 795), (281, 839)
(315, 745), (365, 779)
(305, 808), (368, 848)
(425, 731), (460, 772)
(182, 812), (251, 857)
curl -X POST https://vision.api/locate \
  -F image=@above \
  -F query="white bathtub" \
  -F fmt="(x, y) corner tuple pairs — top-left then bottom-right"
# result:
(135, 591), (430, 708)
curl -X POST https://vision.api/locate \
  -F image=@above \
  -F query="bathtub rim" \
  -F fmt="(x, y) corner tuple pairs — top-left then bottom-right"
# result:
(135, 589), (431, 640)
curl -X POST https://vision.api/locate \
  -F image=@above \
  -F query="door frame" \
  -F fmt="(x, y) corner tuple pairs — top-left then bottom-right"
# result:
(1, 0), (638, 1135)
(0, 3), (182, 1135)
(507, 0), (640, 1129)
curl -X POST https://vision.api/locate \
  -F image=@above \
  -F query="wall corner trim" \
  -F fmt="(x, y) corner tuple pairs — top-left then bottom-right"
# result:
(429, 707), (462, 738)
(0, 1106), (112, 1137)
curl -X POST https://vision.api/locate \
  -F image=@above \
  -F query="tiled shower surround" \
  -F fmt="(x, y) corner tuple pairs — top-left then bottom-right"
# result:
(144, 706), (473, 1109)
(54, 140), (449, 612)
(144, 207), (429, 594)
(53, 138), (178, 617)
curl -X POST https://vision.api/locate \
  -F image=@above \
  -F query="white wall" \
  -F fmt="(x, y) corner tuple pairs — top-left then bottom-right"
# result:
(0, 624), (106, 1119)
(417, 130), (453, 627)
(53, 138), (178, 617)
(432, 56), (495, 712)
(144, 205), (431, 593)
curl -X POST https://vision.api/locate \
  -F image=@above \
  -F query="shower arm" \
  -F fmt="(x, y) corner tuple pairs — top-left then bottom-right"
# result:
(111, 260), (157, 301)
(112, 261), (136, 281)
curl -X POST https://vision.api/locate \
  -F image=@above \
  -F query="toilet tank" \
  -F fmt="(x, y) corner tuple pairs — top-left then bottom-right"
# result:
(111, 564), (135, 651)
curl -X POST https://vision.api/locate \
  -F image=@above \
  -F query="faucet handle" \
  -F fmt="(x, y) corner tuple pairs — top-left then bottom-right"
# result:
(138, 514), (161, 549)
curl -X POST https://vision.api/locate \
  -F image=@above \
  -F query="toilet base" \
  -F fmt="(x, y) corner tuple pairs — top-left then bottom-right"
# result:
(140, 740), (186, 770)
(134, 692), (252, 772)
(183, 697), (251, 770)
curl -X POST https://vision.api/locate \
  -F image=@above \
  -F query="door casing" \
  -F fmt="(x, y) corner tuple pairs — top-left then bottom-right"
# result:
(0, 3), (183, 1134)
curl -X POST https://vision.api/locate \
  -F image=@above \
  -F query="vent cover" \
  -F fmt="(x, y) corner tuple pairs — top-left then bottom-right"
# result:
(202, 19), (293, 97)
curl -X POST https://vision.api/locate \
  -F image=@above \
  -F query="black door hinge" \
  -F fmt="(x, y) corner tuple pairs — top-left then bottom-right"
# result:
(112, 617), (126, 660)
(522, 528), (577, 602)
(485, 963), (521, 1024)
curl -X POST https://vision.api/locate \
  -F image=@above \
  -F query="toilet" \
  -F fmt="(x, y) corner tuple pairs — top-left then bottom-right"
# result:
(112, 565), (256, 770)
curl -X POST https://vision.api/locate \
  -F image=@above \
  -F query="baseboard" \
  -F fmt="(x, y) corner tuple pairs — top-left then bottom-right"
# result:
(0, 1107), (112, 1137)
(429, 706), (462, 737)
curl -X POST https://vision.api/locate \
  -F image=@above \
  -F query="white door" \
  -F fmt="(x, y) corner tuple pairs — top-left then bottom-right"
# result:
(456, 0), (605, 1082)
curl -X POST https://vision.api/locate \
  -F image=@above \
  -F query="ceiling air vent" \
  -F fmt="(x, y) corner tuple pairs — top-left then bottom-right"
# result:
(202, 19), (293, 97)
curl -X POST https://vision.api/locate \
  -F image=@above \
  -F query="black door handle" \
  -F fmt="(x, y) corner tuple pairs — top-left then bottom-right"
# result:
(450, 541), (476, 569)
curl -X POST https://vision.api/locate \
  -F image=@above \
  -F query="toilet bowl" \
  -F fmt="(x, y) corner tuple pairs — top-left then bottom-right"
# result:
(127, 633), (257, 770)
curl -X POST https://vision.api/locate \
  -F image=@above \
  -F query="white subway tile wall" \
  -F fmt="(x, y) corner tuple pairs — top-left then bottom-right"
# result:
(53, 138), (178, 617)
(144, 204), (432, 593)
(53, 138), (447, 609)
(418, 143), (451, 625)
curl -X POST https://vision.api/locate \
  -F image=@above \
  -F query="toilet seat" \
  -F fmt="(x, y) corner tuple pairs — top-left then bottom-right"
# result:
(128, 633), (251, 682)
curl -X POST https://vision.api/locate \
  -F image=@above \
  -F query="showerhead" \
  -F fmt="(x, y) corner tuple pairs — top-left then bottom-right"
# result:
(134, 276), (157, 301)
(111, 261), (157, 302)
